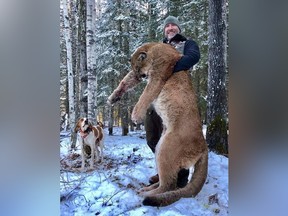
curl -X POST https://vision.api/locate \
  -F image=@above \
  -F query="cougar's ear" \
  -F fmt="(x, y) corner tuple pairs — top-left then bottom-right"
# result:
(137, 52), (147, 61)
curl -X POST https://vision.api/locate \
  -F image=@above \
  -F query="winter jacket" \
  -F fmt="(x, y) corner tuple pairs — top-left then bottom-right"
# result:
(163, 34), (200, 73)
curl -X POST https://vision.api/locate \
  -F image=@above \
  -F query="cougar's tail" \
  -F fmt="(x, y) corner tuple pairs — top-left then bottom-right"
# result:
(143, 150), (208, 207)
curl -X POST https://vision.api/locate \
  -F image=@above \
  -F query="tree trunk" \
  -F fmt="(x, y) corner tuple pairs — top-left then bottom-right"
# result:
(148, 2), (157, 41)
(108, 74), (115, 135)
(114, 0), (130, 136)
(121, 95), (129, 136)
(129, 106), (135, 132)
(95, 0), (101, 19)
(86, 0), (97, 125)
(206, 0), (228, 155)
(77, 0), (87, 117)
(69, 0), (79, 150)
(62, 0), (75, 132)
(108, 106), (114, 135)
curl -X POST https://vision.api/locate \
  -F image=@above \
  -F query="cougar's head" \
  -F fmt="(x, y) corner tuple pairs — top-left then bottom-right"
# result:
(130, 43), (158, 80)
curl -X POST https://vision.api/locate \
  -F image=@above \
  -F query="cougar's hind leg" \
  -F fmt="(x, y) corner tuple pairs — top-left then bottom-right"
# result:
(138, 182), (160, 196)
(143, 133), (179, 196)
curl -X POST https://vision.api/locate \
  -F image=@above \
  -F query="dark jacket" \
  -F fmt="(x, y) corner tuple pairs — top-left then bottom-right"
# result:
(163, 34), (200, 73)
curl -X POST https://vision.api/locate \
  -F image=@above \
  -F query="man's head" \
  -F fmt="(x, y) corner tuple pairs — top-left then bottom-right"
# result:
(163, 16), (181, 40)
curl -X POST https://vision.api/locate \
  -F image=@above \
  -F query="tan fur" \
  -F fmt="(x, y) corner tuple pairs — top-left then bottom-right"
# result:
(97, 121), (104, 129)
(74, 118), (104, 170)
(107, 43), (208, 207)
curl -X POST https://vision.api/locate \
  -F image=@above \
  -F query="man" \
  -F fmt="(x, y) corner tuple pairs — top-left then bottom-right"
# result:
(144, 15), (201, 187)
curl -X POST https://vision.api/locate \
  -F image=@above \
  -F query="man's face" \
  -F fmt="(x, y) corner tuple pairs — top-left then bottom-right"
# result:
(164, 23), (180, 40)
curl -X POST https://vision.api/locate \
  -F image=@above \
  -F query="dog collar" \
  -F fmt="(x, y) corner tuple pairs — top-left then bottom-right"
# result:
(80, 131), (88, 138)
(79, 125), (92, 138)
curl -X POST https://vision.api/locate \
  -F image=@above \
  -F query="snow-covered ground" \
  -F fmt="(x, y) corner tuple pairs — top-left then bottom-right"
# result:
(60, 127), (228, 216)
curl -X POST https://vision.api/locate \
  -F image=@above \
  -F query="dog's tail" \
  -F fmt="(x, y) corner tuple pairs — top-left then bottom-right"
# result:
(143, 150), (208, 207)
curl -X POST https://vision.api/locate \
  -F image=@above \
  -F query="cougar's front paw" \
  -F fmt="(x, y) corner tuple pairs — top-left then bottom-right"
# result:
(131, 113), (143, 124)
(107, 96), (113, 105)
(131, 107), (144, 123)
(107, 94), (120, 105)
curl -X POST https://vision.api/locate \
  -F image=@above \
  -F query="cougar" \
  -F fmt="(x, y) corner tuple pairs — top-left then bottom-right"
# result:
(107, 42), (208, 207)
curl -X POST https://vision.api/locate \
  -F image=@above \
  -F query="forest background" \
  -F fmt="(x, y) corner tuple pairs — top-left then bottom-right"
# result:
(0, 1), (287, 216)
(60, 0), (229, 154)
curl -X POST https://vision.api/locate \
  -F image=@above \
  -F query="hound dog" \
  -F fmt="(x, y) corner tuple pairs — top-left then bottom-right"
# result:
(74, 117), (104, 170)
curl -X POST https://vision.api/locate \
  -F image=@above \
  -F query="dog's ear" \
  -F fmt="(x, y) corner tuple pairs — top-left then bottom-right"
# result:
(74, 125), (79, 133)
(138, 52), (147, 61)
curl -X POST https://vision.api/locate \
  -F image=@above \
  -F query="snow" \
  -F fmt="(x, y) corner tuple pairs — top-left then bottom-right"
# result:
(60, 126), (228, 216)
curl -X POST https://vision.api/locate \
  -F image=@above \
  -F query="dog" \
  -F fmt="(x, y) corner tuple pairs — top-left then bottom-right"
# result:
(74, 118), (104, 170)
(107, 43), (208, 207)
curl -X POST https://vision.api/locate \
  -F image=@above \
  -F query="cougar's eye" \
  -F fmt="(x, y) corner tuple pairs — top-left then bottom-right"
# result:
(138, 52), (147, 61)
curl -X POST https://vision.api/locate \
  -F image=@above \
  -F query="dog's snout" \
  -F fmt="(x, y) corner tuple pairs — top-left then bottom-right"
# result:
(85, 119), (88, 124)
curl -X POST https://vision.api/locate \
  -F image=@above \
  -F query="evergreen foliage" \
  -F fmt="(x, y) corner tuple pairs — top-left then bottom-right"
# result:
(60, 0), (228, 151)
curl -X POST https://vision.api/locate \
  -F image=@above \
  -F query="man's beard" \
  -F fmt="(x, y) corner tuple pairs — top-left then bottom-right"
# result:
(167, 32), (177, 40)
